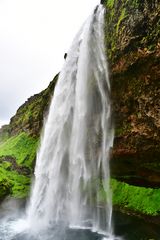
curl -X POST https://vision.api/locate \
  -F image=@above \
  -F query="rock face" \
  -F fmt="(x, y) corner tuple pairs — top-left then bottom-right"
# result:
(103, 0), (160, 188)
(0, 74), (58, 140)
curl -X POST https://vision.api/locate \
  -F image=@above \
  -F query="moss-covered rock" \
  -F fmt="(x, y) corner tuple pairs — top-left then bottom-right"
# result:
(104, 0), (160, 63)
(0, 164), (31, 199)
(102, 0), (160, 188)
(2, 74), (58, 138)
(0, 132), (38, 169)
(0, 125), (10, 143)
(0, 75), (58, 199)
(99, 179), (160, 217)
(100, 0), (160, 218)
(111, 179), (160, 216)
(0, 132), (38, 199)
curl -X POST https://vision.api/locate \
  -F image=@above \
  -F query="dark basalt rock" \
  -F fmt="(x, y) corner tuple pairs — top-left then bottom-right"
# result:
(100, 0), (105, 4)
(64, 53), (67, 59)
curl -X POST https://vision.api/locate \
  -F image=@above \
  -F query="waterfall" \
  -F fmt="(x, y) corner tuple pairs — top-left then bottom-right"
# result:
(27, 4), (114, 237)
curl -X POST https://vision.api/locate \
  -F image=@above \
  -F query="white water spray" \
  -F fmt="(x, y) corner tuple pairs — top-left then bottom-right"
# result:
(25, 4), (114, 236)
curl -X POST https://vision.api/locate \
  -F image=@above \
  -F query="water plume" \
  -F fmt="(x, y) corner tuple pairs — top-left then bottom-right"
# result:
(27, 4), (114, 236)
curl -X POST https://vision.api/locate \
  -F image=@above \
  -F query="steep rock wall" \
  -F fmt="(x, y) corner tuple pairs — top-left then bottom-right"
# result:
(103, 0), (160, 188)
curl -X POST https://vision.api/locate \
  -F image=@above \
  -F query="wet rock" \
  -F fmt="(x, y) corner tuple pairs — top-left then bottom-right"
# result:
(104, 0), (160, 187)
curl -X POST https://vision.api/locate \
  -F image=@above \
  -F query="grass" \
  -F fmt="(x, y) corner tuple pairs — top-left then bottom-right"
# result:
(106, 0), (115, 9)
(0, 132), (38, 198)
(111, 179), (160, 216)
(98, 179), (160, 216)
(0, 164), (31, 198)
(0, 132), (39, 169)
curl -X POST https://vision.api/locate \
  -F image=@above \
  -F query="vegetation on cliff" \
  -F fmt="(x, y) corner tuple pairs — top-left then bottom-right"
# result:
(0, 74), (58, 140)
(0, 164), (30, 198)
(103, 0), (160, 218)
(0, 75), (58, 199)
(111, 179), (160, 216)
(0, 133), (38, 169)
(99, 179), (160, 216)
(104, 0), (160, 189)
(0, 132), (38, 199)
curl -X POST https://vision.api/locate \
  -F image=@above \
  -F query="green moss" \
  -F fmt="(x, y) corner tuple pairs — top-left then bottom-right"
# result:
(10, 178), (30, 198)
(1, 161), (12, 170)
(106, 0), (115, 9)
(115, 127), (124, 137)
(17, 97), (42, 124)
(0, 132), (39, 169)
(0, 178), (11, 198)
(0, 126), (10, 143)
(98, 179), (160, 216)
(132, 0), (139, 9)
(111, 179), (160, 216)
(0, 165), (31, 198)
(116, 8), (127, 34)
(8, 75), (58, 138)
(0, 132), (39, 199)
(115, 121), (132, 137)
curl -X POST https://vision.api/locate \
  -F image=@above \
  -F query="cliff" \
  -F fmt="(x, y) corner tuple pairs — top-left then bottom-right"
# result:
(105, 0), (160, 187)
(104, 0), (160, 217)
(0, 75), (58, 199)
(0, 0), (159, 218)
(2, 74), (58, 138)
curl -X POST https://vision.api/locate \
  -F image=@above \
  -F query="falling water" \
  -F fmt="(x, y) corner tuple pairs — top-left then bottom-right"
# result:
(26, 4), (114, 238)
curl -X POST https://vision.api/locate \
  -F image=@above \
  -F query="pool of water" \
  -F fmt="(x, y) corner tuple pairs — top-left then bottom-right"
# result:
(0, 227), (110, 240)
(0, 218), (118, 240)
(0, 199), (160, 240)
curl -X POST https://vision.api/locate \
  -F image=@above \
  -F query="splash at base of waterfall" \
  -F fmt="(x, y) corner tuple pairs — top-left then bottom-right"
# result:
(0, 217), (120, 240)
(0, 201), (119, 240)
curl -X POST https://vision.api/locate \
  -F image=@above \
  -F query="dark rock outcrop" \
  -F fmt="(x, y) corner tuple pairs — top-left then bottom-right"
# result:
(103, 0), (160, 188)
(101, 0), (105, 4)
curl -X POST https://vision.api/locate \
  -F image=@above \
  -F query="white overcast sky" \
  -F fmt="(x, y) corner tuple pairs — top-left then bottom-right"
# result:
(0, 0), (99, 127)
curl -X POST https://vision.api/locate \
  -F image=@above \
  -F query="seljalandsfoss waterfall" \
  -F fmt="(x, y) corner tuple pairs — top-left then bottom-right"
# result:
(0, 4), (120, 240)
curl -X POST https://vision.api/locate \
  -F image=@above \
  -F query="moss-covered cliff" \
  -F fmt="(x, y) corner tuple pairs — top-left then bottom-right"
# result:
(0, 0), (159, 219)
(0, 75), (58, 199)
(103, 0), (160, 217)
(104, 0), (160, 185)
